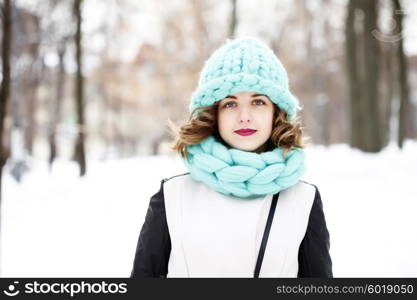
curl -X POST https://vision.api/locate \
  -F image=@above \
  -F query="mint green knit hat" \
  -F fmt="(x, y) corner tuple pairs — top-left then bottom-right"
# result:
(189, 37), (301, 121)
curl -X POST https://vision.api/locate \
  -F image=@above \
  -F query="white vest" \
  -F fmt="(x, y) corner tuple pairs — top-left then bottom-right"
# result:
(163, 174), (315, 277)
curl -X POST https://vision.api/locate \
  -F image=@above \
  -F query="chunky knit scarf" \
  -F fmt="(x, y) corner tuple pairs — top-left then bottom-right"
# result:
(183, 136), (306, 198)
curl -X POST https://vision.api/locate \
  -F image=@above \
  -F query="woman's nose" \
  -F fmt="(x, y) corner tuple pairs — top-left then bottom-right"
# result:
(238, 107), (252, 123)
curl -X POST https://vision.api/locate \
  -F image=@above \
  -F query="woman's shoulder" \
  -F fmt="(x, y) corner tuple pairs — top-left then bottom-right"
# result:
(162, 172), (190, 184)
(298, 180), (321, 196)
(298, 181), (324, 208)
(299, 180), (318, 189)
(281, 180), (317, 205)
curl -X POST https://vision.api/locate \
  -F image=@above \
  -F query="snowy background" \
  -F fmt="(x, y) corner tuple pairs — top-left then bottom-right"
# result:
(1, 0), (417, 279)
(1, 140), (416, 277)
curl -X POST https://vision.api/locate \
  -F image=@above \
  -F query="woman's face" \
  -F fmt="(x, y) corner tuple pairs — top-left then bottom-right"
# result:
(217, 91), (274, 152)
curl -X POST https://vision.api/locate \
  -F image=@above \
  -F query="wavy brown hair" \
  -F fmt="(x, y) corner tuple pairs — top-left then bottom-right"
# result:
(167, 101), (310, 159)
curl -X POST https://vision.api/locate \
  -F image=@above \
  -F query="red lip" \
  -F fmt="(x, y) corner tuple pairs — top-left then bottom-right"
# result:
(235, 129), (257, 136)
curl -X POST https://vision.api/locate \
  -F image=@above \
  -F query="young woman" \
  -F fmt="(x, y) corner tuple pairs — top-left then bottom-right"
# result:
(130, 37), (332, 278)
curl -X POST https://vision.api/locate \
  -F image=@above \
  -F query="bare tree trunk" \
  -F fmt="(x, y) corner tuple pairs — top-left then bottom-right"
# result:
(381, 42), (395, 145)
(362, 0), (383, 152)
(15, 5), (41, 157)
(321, 0), (332, 145)
(23, 80), (37, 155)
(0, 0), (12, 273)
(346, 0), (383, 152)
(49, 39), (67, 169)
(229, 0), (237, 39)
(188, 0), (211, 63)
(393, 0), (411, 148)
(302, 0), (319, 144)
(98, 81), (111, 159)
(73, 0), (86, 176)
(0, 0), (12, 193)
(346, 0), (362, 149)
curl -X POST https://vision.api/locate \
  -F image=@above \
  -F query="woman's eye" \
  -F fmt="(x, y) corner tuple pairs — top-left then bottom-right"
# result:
(254, 99), (265, 105)
(223, 100), (265, 108)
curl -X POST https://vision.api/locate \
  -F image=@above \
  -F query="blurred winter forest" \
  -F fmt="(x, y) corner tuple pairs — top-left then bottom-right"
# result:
(0, 0), (416, 191)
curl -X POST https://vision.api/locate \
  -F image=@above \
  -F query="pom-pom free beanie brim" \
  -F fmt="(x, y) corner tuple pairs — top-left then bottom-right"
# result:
(189, 37), (301, 120)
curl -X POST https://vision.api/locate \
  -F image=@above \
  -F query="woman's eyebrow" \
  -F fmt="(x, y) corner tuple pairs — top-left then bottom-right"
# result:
(225, 94), (266, 99)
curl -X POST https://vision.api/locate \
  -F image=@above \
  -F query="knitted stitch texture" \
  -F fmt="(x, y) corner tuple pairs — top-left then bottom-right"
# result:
(189, 37), (301, 120)
(184, 136), (306, 198)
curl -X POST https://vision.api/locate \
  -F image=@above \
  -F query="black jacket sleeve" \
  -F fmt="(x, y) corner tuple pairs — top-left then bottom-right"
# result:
(297, 186), (333, 277)
(130, 180), (171, 277)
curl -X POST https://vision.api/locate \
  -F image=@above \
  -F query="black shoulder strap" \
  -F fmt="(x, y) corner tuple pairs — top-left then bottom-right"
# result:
(254, 192), (279, 278)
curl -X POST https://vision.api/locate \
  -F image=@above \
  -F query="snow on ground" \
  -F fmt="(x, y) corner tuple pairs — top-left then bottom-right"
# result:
(1, 140), (417, 277)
